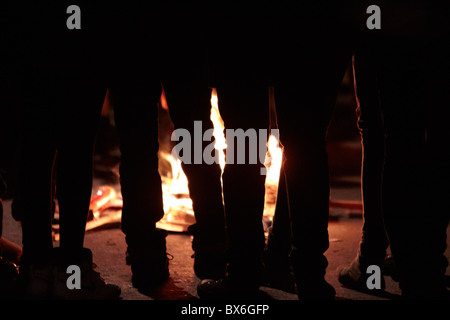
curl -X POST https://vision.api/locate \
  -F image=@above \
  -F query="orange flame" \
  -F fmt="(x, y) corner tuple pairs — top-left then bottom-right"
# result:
(88, 88), (283, 233)
(210, 88), (227, 173)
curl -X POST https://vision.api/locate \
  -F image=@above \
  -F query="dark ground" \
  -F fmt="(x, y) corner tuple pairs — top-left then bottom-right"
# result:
(3, 179), (450, 301)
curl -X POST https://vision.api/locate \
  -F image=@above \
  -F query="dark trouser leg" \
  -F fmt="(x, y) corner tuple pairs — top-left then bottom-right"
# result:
(263, 165), (296, 292)
(218, 86), (268, 286)
(164, 84), (227, 252)
(109, 78), (163, 250)
(266, 165), (291, 260)
(0, 174), (4, 238)
(54, 76), (106, 261)
(275, 24), (354, 298)
(109, 73), (169, 288)
(379, 40), (449, 297)
(16, 71), (56, 266)
(164, 81), (227, 279)
(353, 43), (389, 265)
(425, 44), (450, 295)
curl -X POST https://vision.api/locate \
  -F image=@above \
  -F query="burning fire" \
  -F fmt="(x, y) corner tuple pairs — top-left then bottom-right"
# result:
(210, 88), (227, 174)
(156, 151), (195, 232)
(87, 87), (283, 232)
(263, 134), (283, 222)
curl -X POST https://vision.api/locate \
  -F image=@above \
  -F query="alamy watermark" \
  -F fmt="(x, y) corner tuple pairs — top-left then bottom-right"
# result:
(171, 121), (280, 175)
(66, 4), (381, 31)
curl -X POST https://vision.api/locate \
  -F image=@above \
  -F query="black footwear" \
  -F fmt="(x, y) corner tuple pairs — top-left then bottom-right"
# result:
(126, 228), (170, 289)
(337, 256), (386, 293)
(52, 248), (121, 300)
(197, 277), (261, 300)
(189, 224), (228, 280)
(0, 256), (19, 298)
(296, 279), (336, 300)
(262, 250), (296, 294)
(192, 237), (227, 280)
(18, 260), (55, 300)
(192, 251), (227, 280)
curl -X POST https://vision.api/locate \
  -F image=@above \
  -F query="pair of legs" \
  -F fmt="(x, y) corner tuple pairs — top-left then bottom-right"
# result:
(16, 56), (105, 267)
(337, 32), (390, 293)
(352, 43), (389, 267)
(15, 2), (165, 295)
(377, 36), (450, 298)
(273, 4), (358, 299)
(160, 5), (228, 280)
(167, 85), (269, 285)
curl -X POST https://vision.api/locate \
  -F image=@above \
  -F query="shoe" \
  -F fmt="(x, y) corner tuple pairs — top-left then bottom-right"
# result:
(262, 249), (296, 294)
(18, 262), (54, 299)
(197, 277), (261, 300)
(296, 279), (336, 300)
(192, 251), (227, 280)
(189, 224), (228, 280)
(338, 256), (386, 293)
(125, 228), (170, 289)
(0, 256), (19, 298)
(192, 238), (227, 280)
(52, 248), (121, 300)
(128, 254), (170, 289)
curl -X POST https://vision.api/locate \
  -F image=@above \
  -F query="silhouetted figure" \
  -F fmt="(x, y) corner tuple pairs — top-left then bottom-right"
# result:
(338, 31), (391, 292)
(273, 2), (363, 299)
(373, 2), (450, 299)
(160, 3), (228, 280)
(196, 4), (273, 299)
(8, 2), (169, 298)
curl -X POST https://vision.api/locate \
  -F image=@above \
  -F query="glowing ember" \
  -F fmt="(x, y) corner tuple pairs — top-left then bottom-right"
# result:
(89, 186), (117, 219)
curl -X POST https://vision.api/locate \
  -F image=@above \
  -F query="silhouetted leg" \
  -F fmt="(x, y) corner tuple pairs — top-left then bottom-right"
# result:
(353, 38), (389, 265)
(275, 10), (355, 298)
(16, 70), (56, 266)
(165, 83), (227, 279)
(161, 11), (228, 278)
(110, 77), (163, 248)
(218, 86), (268, 287)
(378, 39), (446, 297)
(54, 76), (106, 260)
(263, 165), (296, 292)
(380, 36), (450, 297)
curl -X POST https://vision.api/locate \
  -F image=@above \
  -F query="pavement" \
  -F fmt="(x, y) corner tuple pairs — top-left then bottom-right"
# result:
(3, 178), (449, 301)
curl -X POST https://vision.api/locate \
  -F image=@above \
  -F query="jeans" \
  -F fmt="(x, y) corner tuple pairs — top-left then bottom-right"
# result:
(377, 35), (450, 294)
(273, 4), (358, 288)
(353, 34), (389, 264)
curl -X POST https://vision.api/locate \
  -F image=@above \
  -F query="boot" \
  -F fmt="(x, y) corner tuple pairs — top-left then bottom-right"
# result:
(0, 256), (20, 298)
(197, 276), (262, 300)
(52, 248), (121, 300)
(337, 254), (386, 293)
(189, 224), (228, 280)
(125, 228), (170, 289)
(18, 261), (54, 300)
(262, 227), (296, 293)
(296, 278), (336, 300)
(197, 259), (263, 300)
